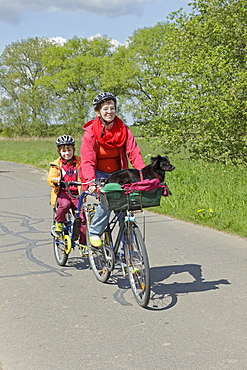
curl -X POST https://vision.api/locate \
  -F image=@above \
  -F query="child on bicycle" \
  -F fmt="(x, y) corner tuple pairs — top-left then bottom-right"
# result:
(47, 135), (87, 250)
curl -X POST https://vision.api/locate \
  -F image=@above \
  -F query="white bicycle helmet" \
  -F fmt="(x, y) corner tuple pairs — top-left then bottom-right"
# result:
(93, 92), (116, 108)
(56, 135), (75, 147)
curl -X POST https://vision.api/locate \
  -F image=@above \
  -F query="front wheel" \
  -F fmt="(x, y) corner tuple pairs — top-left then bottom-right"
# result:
(125, 224), (150, 308)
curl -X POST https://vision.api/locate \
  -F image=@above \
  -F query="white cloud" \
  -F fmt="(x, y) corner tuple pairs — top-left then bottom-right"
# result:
(88, 33), (123, 47)
(48, 36), (67, 46)
(48, 34), (123, 48)
(0, 0), (147, 23)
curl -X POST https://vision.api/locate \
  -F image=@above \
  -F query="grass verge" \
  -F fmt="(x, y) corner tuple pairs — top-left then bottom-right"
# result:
(0, 137), (246, 238)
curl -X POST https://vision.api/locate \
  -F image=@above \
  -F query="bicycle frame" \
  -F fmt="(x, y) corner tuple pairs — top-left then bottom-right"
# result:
(88, 205), (151, 307)
(51, 176), (151, 307)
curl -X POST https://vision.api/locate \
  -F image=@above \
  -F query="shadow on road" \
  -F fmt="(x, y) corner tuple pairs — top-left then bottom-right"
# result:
(66, 256), (90, 270)
(147, 264), (230, 310)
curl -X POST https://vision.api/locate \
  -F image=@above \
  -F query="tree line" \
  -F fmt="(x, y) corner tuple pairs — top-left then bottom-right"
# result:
(0, 0), (246, 164)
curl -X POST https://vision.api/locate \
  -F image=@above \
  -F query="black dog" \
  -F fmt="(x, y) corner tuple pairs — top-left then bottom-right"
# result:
(106, 155), (175, 185)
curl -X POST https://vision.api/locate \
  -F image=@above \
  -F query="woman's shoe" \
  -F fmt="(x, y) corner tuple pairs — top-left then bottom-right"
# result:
(89, 235), (102, 247)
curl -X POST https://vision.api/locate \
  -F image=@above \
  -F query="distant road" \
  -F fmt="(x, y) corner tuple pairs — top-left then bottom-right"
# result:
(0, 161), (247, 370)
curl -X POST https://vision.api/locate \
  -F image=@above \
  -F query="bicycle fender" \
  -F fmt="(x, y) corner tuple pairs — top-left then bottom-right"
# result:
(64, 235), (72, 254)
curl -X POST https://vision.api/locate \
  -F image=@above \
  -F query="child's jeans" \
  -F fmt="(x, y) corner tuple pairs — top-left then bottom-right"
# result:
(55, 189), (86, 244)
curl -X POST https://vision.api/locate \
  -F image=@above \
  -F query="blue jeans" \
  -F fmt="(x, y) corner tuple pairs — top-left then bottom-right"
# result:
(89, 170), (112, 237)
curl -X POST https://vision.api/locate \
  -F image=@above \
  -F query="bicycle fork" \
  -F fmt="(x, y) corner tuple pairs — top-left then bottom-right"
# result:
(122, 213), (136, 275)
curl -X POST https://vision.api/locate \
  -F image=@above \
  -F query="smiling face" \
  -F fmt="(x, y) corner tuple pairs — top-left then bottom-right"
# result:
(58, 145), (75, 161)
(97, 99), (116, 124)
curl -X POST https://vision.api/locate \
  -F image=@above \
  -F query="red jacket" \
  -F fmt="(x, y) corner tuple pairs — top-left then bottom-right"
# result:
(80, 117), (145, 186)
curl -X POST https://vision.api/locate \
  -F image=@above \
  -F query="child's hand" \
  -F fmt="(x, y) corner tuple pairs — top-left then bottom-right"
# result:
(52, 177), (60, 185)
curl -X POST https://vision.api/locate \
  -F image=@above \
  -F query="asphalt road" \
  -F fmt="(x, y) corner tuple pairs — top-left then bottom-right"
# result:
(0, 161), (247, 370)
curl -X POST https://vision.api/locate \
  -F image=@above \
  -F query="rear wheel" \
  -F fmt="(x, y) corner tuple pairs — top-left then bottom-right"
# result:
(53, 234), (70, 266)
(125, 224), (150, 308)
(52, 209), (71, 266)
(88, 243), (114, 283)
(86, 207), (114, 283)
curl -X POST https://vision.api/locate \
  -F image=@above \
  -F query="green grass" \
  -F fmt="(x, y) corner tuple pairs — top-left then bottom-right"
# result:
(0, 137), (246, 238)
(155, 159), (246, 238)
(0, 137), (81, 170)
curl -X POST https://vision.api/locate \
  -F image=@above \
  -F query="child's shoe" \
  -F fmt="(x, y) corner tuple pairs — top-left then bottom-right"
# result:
(79, 245), (88, 257)
(51, 222), (63, 237)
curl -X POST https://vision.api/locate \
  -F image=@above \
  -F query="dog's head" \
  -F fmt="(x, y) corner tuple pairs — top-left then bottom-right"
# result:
(151, 155), (175, 172)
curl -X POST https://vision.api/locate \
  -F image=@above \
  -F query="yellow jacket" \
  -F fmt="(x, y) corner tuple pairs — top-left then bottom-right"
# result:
(47, 156), (81, 207)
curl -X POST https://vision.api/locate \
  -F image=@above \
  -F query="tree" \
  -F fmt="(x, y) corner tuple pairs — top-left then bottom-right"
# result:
(0, 37), (52, 136)
(38, 36), (116, 135)
(168, 0), (247, 163)
(0, 1), (246, 164)
(112, 22), (178, 131)
(117, 0), (246, 164)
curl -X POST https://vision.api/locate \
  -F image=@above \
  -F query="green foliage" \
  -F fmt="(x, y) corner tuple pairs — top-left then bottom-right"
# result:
(154, 158), (247, 238)
(0, 1), (246, 163)
(118, 0), (247, 164)
(38, 35), (116, 133)
(164, 0), (247, 164)
(0, 37), (52, 136)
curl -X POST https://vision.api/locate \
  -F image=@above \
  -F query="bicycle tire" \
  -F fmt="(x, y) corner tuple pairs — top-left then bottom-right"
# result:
(88, 243), (114, 283)
(125, 224), (150, 308)
(53, 234), (70, 266)
(86, 207), (114, 282)
(102, 230), (115, 272)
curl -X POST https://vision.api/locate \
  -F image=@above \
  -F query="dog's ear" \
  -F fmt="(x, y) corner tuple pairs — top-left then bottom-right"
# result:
(151, 155), (161, 167)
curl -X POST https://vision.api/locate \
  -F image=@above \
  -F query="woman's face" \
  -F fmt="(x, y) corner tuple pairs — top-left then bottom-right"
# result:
(98, 100), (116, 123)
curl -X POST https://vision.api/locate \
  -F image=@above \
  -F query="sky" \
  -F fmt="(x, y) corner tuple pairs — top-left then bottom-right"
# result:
(0, 0), (191, 53)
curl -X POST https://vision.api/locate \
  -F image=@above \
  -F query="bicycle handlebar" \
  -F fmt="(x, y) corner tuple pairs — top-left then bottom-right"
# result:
(60, 178), (106, 188)
(58, 180), (89, 198)
(59, 179), (107, 198)
(61, 180), (82, 187)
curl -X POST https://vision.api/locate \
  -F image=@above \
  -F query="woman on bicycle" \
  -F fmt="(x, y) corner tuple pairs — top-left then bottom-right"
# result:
(80, 92), (145, 247)
(47, 135), (86, 248)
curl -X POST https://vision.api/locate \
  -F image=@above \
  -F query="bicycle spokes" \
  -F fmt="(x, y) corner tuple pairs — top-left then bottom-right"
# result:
(53, 235), (69, 266)
(88, 246), (113, 283)
(125, 226), (150, 308)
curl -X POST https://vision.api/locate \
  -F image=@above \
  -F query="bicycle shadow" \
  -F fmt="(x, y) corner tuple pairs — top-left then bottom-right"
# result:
(66, 256), (90, 270)
(147, 264), (230, 310)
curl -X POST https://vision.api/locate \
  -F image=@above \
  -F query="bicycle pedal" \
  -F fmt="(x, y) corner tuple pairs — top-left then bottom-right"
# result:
(132, 268), (141, 275)
(79, 245), (88, 257)
(51, 225), (62, 238)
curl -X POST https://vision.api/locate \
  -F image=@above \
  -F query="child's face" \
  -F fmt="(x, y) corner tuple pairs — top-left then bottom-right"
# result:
(59, 145), (74, 161)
